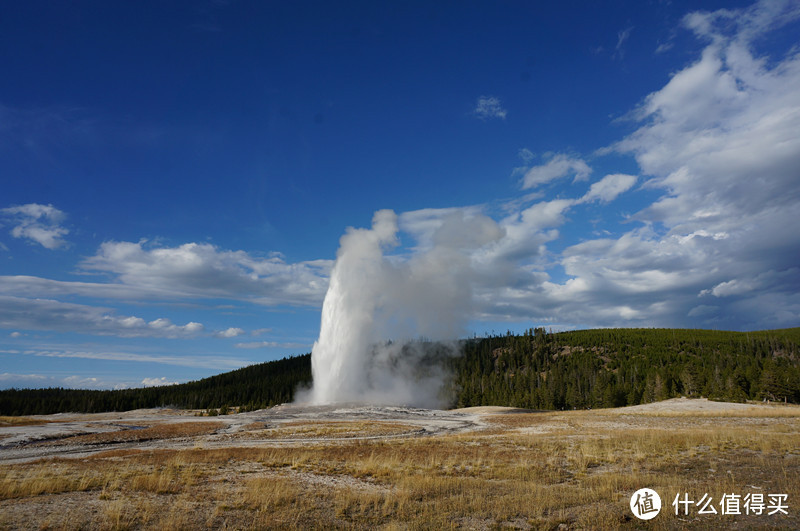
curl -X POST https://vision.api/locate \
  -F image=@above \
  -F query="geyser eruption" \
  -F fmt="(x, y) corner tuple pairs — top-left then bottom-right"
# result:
(305, 208), (503, 408)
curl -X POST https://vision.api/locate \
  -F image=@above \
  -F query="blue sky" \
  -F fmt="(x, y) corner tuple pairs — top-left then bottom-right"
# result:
(2, 0), (799, 390)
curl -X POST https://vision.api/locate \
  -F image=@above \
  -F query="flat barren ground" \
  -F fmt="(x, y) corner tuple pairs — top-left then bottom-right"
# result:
(1, 398), (799, 529)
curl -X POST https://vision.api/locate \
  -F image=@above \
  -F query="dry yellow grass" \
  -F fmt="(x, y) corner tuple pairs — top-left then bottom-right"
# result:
(236, 420), (421, 440)
(0, 416), (50, 427)
(603, 404), (800, 418)
(1, 410), (798, 529)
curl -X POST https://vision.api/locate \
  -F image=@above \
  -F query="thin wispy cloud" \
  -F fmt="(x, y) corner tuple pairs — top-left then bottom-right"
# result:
(235, 341), (309, 349)
(579, 174), (638, 204)
(519, 154), (592, 189)
(20, 347), (251, 370)
(0, 295), (205, 339)
(473, 96), (507, 120)
(614, 26), (633, 59)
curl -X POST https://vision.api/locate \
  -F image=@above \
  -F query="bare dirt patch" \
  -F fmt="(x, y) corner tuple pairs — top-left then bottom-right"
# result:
(42, 421), (225, 446)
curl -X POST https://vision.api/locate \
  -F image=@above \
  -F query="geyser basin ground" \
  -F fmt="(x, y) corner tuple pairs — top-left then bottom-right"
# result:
(0, 404), (486, 464)
(2, 399), (799, 529)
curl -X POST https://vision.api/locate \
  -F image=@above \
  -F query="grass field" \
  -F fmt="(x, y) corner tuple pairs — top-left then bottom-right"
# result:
(1, 401), (799, 529)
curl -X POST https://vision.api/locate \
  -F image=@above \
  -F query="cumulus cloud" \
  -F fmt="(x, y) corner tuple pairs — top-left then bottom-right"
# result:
(482, 199), (572, 265)
(473, 96), (507, 120)
(519, 153), (592, 189)
(0, 240), (330, 343)
(472, 0), (800, 330)
(1, 203), (69, 249)
(141, 377), (179, 387)
(0, 373), (120, 390)
(0, 372), (188, 390)
(398, 206), (502, 253)
(215, 327), (245, 338)
(605, 0), (800, 323)
(80, 240), (331, 306)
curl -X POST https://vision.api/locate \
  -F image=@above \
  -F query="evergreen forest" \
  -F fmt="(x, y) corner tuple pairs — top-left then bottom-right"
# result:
(1, 328), (798, 416)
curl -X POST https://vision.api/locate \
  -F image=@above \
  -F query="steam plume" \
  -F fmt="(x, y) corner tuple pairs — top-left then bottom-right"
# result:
(304, 208), (502, 408)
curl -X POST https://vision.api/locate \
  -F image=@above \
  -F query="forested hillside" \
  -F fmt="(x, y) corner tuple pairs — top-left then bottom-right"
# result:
(452, 327), (800, 409)
(2, 328), (798, 415)
(0, 354), (311, 416)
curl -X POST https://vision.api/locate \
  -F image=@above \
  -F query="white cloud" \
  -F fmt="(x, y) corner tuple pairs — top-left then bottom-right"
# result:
(1, 203), (69, 249)
(80, 240), (331, 306)
(399, 206), (502, 254)
(470, 0), (800, 330)
(0, 372), (118, 390)
(703, 279), (757, 298)
(141, 377), (179, 387)
(520, 154), (592, 189)
(215, 327), (245, 338)
(0, 240), (331, 343)
(579, 174), (637, 204)
(473, 96), (507, 120)
(0, 241), (332, 327)
(0, 372), (185, 390)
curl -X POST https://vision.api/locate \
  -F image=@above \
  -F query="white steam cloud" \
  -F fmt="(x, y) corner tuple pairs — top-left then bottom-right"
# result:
(303, 209), (503, 408)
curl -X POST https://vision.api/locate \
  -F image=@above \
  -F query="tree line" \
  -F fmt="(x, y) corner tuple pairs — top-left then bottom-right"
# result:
(0, 354), (311, 416)
(451, 327), (800, 409)
(1, 328), (798, 415)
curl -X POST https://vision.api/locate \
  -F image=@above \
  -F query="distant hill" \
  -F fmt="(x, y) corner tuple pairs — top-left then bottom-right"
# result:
(2, 328), (798, 415)
(0, 354), (311, 416)
(452, 327), (800, 410)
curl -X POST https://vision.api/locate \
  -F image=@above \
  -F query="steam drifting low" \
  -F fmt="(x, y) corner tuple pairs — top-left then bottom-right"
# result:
(303, 209), (503, 408)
